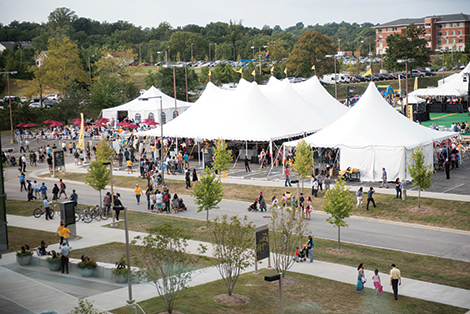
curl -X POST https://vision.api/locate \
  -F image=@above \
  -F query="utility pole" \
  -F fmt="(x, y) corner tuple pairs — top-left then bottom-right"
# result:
(0, 71), (18, 143)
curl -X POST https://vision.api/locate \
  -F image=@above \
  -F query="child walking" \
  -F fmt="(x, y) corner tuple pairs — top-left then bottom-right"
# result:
(372, 269), (384, 295)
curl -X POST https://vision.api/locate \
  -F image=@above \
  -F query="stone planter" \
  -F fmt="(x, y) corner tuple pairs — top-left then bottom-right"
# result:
(79, 267), (94, 277)
(48, 262), (61, 271)
(17, 255), (32, 266)
(114, 273), (128, 283)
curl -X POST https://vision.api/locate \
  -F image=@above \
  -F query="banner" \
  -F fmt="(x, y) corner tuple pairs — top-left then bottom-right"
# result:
(363, 68), (371, 77)
(414, 77), (418, 91)
(407, 104), (413, 120)
(252, 70), (256, 76)
(77, 113), (85, 150)
(398, 75), (401, 93)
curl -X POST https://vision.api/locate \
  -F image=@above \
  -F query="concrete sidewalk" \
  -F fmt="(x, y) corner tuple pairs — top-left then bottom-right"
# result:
(2, 214), (469, 313)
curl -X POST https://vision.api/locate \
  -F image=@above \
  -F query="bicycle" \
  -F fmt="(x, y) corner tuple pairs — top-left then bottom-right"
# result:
(75, 206), (93, 223)
(33, 205), (55, 219)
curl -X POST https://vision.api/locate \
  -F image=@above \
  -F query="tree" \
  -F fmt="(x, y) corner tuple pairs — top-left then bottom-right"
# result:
(95, 139), (116, 162)
(93, 46), (136, 82)
(212, 215), (255, 296)
(322, 179), (354, 249)
(41, 37), (88, 94)
(286, 31), (337, 77)
(293, 140), (313, 193)
(269, 206), (308, 277)
(384, 23), (431, 70)
(134, 223), (202, 314)
(192, 168), (224, 221)
(212, 139), (232, 176)
(85, 161), (109, 208)
(407, 147), (433, 208)
(150, 66), (199, 101)
(89, 74), (134, 111)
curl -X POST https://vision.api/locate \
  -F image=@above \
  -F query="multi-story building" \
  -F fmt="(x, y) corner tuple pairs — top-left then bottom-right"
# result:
(374, 13), (470, 55)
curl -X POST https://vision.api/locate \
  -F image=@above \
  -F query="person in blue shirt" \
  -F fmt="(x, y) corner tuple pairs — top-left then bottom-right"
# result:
(40, 182), (48, 199)
(43, 196), (53, 220)
(19, 172), (26, 192)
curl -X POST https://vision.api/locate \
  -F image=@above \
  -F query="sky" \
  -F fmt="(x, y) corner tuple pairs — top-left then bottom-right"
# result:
(0, 0), (468, 30)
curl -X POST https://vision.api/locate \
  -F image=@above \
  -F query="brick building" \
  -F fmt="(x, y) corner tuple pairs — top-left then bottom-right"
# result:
(374, 13), (470, 55)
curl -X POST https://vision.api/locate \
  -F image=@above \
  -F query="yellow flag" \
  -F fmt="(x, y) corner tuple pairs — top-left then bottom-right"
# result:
(252, 70), (256, 76)
(77, 113), (85, 150)
(363, 69), (371, 77)
(311, 65), (315, 70)
(208, 70), (212, 76)
(414, 77), (418, 91)
(236, 68), (243, 74)
(284, 67), (287, 75)
(270, 66), (274, 74)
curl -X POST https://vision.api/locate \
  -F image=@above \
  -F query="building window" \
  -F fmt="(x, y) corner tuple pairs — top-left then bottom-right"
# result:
(437, 40), (442, 45)
(459, 39), (463, 43)
(378, 36), (383, 40)
(378, 29), (382, 33)
(386, 28), (391, 32)
(161, 112), (166, 124)
(438, 32), (442, 37)
(452, 23), (457, 27)
(452, 39), (456, 44)
(393, 27), (397, 31)
(135, 113), (141, 122)
(148, 112), (154, 120)
(437, 24), (442, 29)
(445, 39), (449, 44)
(445, 31), (448, 36)
(425, 23), (431, 27)
(452, 31), (455, 36)
(459, 30), (462, 35)
(459, 22), (464, 27)
(379, 43), (383, 48)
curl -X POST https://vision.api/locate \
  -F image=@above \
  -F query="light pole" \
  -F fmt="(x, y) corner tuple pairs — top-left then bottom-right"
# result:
(0, 71), (18, 143)
(167, 46), (170, 64)
(190, 43), (194, 62)
(325, 55), (338, 99)
(88, 55), (96, 82)
(251, 44), (268, 74)
(146, 96), (165, 183)
(397, 58), (415, 118)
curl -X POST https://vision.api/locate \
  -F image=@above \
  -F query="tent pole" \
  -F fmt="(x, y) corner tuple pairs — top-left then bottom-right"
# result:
(198, 142), (200, 165)
(282, 144), (286, 175)
(245, 140), (248, 158)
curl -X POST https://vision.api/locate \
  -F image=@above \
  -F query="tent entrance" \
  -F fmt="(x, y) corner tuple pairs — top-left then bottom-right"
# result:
(117, 110), (128, 121)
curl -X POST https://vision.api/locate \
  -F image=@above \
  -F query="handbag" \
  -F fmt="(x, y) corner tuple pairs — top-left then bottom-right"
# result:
(361, 276), (367, 283)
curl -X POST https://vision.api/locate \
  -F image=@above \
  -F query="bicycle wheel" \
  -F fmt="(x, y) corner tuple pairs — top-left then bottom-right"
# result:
(100, 209), (109, 220)
(93, 210), (101, 221)
(83, 212), (93, 223)
(33, 208), (42, 218)
(75, 212), (82, 222)
(50, 209), (55, 218)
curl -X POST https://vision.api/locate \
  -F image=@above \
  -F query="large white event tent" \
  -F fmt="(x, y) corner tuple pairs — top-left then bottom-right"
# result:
(139, 81), (305, 141)
(101, 86), (192, 124)
(292, 76), (349, 123)
(285, 82), (456, 182)
(435, 62), (470, 92)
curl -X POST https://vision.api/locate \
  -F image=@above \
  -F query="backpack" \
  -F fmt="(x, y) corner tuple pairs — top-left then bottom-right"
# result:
(164, 194), (169, 202)
(62, 183), (66, 189)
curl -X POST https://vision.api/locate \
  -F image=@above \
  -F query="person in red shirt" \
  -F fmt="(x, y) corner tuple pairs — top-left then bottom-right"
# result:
(284, 165), (292, 187)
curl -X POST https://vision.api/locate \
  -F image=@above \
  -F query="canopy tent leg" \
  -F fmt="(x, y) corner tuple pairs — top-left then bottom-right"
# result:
(231, 149), (242, 170)
(198, 142), (201, 165)
(267, 140), (274, 179)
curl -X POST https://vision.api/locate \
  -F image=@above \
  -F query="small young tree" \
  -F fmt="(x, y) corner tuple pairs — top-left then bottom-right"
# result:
(134, 223), (199, 314)
(212, 139), (232, 178)
(192, 168), (224, 221)
(293, 139), (313, 193)
(85, 161), (109, 208)
(212, 215), (255, 296)
(269, 206), (308, 277)
(322, 179), (354, 249)
(95, 138), (116, 163)
(407, 146), (433, 208)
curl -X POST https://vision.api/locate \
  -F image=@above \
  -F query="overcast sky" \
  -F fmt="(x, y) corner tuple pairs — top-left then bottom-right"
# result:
(0, 0), (468, 30)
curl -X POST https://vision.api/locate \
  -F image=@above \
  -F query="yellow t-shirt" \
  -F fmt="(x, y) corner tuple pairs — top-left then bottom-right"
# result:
(57, 225), (65, 237)
(134, 187), (142, 195)
(62, 227), (70, 239)
(126, 160), (132, 167)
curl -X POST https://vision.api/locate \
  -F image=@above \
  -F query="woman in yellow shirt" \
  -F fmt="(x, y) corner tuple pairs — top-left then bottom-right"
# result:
(55, 221), (75, 246)
(134, 184), (142, 205)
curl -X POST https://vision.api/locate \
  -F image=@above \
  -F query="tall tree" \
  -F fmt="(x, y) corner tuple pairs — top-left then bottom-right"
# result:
(286, 31), (337, 77)
(151, 66), (198, 101)
(407, 147), (433, 208)
(322, 179), (354, 249)
(384, 23), (431, 70)
(212, 139), (232, 176)
(41, 37), (88, 94)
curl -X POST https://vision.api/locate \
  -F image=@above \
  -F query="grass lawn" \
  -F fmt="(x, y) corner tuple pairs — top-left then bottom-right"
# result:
(45, 172), (470, 231)
(420, 112), (470, 135)
(106, 210), (470, 290)
(7, 226), (59, 253)
(69, 242), (213, 269)
(111, 269), (466, 314)
(5, 199), (92, 217)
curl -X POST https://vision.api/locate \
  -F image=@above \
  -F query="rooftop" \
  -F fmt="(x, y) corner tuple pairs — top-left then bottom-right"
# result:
(375, 13), (470, 28)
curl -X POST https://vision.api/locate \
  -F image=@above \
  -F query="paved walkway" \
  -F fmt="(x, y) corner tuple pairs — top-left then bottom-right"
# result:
(1, 214), (469, 313)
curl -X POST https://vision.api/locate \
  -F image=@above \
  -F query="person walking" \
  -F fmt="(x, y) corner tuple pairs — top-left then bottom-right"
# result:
(380, 168), (389, 188)
(244, 155), (251, 172)
(400, 179), (407, 201)
(19, 172), (26, 192)
(43, 196), (53, 220)
(311, 177), (319, 197)
(33, 180), (40, 199)
(60, 240), (71, 274)
(258, 191), (267, 212)
(390, 264), (402, 300)
(40, 182), (48, 199)
(324, 175), (331, 191)
(192, 168), (198, 183)
(444, 159), (451, 179)
(185, 169), (191, 189)
(305, 196), (312, 220)
(356, 187), (364, 209)
(395, 178), (402, 199)
(68, 190), (78, 210)
(306, 235), (314, 262)
(366, 187), (376, 210)
(52, 184), (59, 201)
(103, 192), (111, 215)
(372, 269), (384, 296)
(58, 179), (67, 199)
(356, 263), (365, 293)
(134, 184), (142, 205)
(145, 186), (152, 210)
(113, 193), (123, 220)
(284, 165), (292, 187)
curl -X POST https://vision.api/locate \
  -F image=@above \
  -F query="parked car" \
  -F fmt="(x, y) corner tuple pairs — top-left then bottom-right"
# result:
(363, 74), (380, 81)
(3, 95), (19, 102)
(45, 94), (59, 101)
(412, 70), (425, 77)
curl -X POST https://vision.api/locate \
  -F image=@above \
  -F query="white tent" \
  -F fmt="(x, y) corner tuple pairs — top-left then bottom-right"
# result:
(436, 62), (470, 92)
(407, 95), (425, 104)
(138, 81), (305, 141)
(292, 76), (349, 123)
(101, 86), (192, 124)
(285, 82), (456, 182)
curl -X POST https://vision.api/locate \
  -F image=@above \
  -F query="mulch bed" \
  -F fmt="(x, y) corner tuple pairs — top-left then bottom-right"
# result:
(213, 293), (251, 306)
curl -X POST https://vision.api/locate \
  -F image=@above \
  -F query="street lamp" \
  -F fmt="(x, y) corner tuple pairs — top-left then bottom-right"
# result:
(325, 55), (338, 99)
(88, 55), (96, 82)
(251, 44), (268, 74)
(397, 58), (415, 118)
(0, 70), (18, 143)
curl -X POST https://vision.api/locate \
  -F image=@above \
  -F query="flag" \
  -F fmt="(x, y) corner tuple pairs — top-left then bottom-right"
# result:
(208, 70), (212, 76)
(363, 69), (371, 77)
(311, 65), (315, 70)
(414, 77), (418, 91)
(284, 67), (287, 75)
(236, 68), (243, 74)
(77, 113), (85, 150)
(270, 66), (274, 75)
(252, 70), (256, 76)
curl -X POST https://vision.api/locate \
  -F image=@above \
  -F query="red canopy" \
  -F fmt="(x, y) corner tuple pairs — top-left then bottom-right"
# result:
(143, 118), (159, 126)
(16, 123), (27, 127)
(126, 123), (138, 128)
(24, 123), (37, 127)
(96, 118), (109, 124)
(49, 122), (63, 127)
(43, 120), (55, 123)
(117, 121), (128, 126)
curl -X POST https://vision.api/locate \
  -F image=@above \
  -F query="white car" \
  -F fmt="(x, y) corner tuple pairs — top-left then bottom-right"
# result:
(45, 94), (59, 100)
